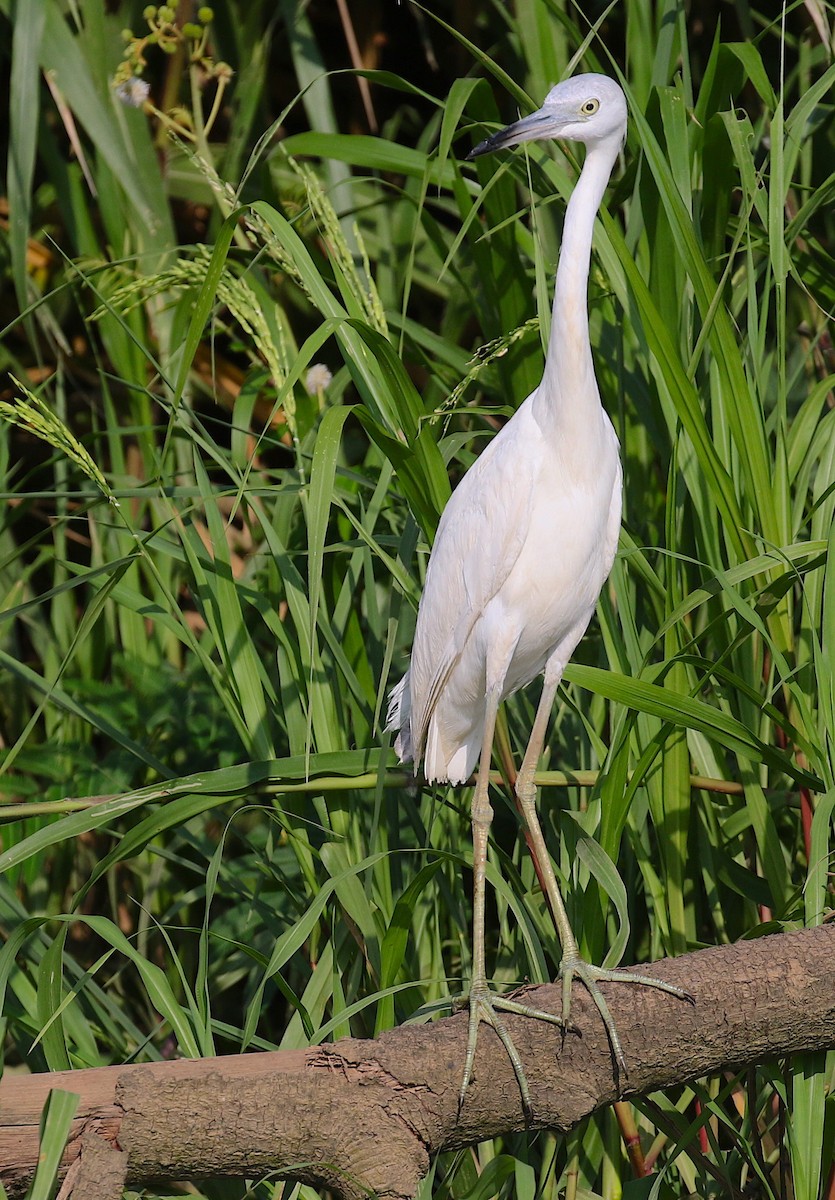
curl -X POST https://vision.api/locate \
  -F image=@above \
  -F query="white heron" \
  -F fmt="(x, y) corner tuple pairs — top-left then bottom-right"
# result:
(387, 74), (691, 1112)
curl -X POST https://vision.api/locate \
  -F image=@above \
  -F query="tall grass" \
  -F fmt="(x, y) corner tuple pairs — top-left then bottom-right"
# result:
(1, 1), (833, 1197)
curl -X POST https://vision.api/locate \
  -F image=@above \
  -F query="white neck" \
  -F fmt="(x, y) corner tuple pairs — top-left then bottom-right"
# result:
(534, 135), (621, 431)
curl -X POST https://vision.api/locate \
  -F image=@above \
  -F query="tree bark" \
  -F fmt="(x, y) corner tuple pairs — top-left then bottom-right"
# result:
(2, 924), (833, 1200)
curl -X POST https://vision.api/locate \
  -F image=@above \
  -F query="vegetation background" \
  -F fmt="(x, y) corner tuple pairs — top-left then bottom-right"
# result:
(1, 0), (834, 1196)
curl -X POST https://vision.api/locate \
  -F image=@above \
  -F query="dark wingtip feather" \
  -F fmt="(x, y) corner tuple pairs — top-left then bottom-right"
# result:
(465, 131), (503, 161)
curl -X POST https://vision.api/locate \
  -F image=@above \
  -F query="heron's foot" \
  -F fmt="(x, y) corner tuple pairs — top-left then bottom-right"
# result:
(460, 976), (574, 1119)
(558, 952), (694, 1079)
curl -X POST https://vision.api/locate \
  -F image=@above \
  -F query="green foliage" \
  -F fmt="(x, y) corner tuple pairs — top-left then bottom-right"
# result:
(1, 1), (834, 1197)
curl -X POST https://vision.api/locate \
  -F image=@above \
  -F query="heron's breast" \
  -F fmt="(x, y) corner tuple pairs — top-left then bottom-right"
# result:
(495, 469), (620, 682)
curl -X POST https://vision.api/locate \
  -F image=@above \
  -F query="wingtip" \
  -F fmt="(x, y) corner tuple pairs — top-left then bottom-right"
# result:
(465, 135), (495, 162)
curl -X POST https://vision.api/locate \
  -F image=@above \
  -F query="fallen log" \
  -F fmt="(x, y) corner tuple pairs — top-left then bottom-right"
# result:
(1, 924), (833, 1200)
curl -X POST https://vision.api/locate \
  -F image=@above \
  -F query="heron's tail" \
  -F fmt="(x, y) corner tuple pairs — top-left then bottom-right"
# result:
(386, 671), (414, 766)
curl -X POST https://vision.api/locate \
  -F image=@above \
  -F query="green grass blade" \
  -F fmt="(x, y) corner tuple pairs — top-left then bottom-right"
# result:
(27, 1088), (79, 1200)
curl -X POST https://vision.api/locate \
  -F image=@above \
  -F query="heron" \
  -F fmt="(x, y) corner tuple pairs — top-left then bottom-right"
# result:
(387, 74), (691, 1112)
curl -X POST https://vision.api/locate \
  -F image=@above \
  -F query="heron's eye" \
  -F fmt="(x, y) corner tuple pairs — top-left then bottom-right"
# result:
(581, 98), (600, 115)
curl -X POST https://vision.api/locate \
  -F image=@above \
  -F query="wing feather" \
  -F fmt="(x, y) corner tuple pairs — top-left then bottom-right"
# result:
(408, 404), (542, 760)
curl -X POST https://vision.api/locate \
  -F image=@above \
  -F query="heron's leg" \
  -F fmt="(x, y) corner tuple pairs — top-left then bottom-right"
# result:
(515, 660), (579, 960)
(461, 682), (568, 1117)
(514, 656), (693, 1077)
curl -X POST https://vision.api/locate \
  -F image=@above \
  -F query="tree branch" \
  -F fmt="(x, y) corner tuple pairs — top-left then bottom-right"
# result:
(2, 925), (833, 1200)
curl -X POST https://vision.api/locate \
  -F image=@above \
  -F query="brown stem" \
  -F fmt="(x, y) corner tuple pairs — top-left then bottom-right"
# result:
(613, 1101), (647, 1177)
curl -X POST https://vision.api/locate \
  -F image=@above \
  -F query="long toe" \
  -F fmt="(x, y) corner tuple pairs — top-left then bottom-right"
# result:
(559, 954), (694, 1079)
(460, 983), (572, 1118)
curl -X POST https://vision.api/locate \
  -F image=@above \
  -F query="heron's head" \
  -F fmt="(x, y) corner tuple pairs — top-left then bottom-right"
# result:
(466, 74), (627, 160)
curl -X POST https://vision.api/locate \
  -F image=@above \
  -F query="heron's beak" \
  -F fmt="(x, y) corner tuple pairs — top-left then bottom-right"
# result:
(466, 107), (554, 160)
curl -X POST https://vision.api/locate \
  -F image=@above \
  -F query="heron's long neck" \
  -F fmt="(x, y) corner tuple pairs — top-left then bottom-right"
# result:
(535, 137), (620, 432)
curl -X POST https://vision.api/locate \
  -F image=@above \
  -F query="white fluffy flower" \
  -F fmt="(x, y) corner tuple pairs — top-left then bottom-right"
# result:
(115, 78), (150, 108)
(304, 364), (333, 395)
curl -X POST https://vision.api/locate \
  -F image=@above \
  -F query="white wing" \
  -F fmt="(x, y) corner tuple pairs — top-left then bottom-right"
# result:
(407, 401), (543, 763)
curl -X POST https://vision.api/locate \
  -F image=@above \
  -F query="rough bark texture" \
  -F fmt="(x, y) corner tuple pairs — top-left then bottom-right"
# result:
(1, 925), (833, 1200)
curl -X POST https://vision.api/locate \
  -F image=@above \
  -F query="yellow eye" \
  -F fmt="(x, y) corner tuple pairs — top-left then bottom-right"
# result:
(581, 98), (600, 115)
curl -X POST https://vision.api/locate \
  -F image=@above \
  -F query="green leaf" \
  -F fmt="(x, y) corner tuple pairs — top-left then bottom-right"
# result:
(35, 926), (71, 1071)
(307, 404), (354, 697)
(7, 0), (46, 318)
(575, 837), (630, 968)
(565, 664), (821, 789)
(376, 859), (444, 1033)
(172, 210), (240, 408)
(28, 1089), (80, 1200)
(788, 1053), (827, 1200)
